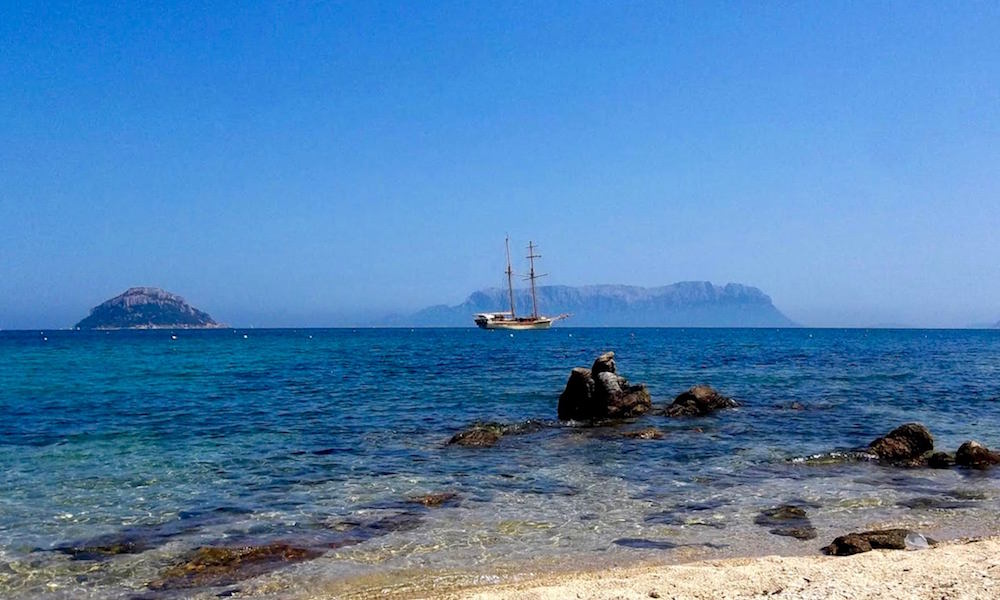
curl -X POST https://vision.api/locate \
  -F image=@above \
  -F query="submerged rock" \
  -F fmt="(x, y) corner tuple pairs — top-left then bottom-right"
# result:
(665, 385), (738, 417)
(868, 423), (934, 464)
(557, 352), (652, 421)
(955, 440), (1000, 469)
(148, 544), (322, 590)
(753, 505), (817, 540)
(623, 427), (665, 440)
(446, 419), (546, 448)
(408, 492), (459, 508)
(822, 528), (936, 556)
(447, 422), (505, 447)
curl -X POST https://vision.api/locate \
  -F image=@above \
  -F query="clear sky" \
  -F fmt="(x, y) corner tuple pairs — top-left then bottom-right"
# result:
(2, 2), (998, 328)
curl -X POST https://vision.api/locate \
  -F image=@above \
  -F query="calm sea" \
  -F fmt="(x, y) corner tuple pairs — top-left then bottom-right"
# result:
(1, 328), (999, 598)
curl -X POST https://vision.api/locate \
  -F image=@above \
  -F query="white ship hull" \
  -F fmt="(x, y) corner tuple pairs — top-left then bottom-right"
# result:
(475, 314), (554, 330)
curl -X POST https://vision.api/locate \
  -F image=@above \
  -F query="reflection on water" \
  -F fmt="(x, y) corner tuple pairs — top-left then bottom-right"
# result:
(1, 328), (999, 598)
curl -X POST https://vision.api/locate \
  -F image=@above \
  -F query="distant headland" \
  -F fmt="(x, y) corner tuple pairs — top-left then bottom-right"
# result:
(397, 282), (797, 327)
(75, 287), (222, 330)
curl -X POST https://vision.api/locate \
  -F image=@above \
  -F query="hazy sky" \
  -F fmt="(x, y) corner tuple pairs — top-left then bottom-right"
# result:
(2, 2), (998, 328)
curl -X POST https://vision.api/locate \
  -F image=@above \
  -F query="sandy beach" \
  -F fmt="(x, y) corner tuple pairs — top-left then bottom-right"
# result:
(440, 537), (1000, 600)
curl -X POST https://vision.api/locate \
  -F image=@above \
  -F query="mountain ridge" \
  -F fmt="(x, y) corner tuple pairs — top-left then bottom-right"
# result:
(397, 281), (797, 327)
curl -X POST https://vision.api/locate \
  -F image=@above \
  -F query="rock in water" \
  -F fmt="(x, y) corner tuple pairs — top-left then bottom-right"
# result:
(927, 452), (954, 469)
(822, 528), (935, 556)
(447, 422), (505, 447)
(75, 287), (221, 329)
(665, 385), (738, 417)
(623, 427), (665, 440)
(955, 440), (1000, 469)
(557, 352), (651, 421)
(753, 505), (817, 540)
(868, 423), (934, 464)
(148, 544), (321, 590)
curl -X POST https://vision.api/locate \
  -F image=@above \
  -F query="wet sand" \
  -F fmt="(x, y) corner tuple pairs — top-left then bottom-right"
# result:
(432, 537), (1000, 600)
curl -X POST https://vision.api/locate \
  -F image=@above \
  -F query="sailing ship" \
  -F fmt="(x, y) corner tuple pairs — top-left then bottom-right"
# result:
(474, 237), (569, 330)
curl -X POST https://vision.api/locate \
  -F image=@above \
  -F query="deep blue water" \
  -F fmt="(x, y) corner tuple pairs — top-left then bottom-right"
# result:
(1, 328), (999, 598)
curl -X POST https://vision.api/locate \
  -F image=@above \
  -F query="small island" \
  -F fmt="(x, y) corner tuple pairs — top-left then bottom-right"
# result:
(75, 287), (223, 330)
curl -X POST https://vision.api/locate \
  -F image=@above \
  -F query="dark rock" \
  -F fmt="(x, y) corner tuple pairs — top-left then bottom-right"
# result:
(753, 505), (817, 540)
(148, 544), (322, 590)
(665, 385), (738, 417)
(955, 441), (1000, 469)
(557, 368), (599, 421)
(823, 533), (872, 556)
(927, 452), (954, 469)
(447, 422), (504, 447)
(623, 427), (664, 440)
(408, 492), (459, 508)
(822, 529), (934, 556)
(868, 423), (934, 463)
(557, 352), (651, 421)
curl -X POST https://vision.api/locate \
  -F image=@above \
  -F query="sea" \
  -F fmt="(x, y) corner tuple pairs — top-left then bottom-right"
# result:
(1, 327), (999, 599)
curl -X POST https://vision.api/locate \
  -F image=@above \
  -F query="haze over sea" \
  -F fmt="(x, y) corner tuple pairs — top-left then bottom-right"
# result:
(2, 327), (999, 598)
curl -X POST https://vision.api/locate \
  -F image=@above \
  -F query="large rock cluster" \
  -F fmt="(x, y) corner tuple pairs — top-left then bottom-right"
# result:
(865, 423), (1000, 471)
(557, 352), (652, 421)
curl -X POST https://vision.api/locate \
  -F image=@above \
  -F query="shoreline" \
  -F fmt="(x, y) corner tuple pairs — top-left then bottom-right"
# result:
(414, 536), (1000, 600)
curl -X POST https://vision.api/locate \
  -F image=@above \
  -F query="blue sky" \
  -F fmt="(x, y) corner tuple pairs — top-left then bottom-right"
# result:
(2, 2), (998, 328)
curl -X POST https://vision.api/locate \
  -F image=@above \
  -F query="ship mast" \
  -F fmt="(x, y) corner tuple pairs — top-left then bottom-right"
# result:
(526, 241), (543, 319)
(505, 235), (516, 318)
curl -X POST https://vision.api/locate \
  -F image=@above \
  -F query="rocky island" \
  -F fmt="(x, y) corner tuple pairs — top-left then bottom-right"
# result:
(75, 287), (222, 330)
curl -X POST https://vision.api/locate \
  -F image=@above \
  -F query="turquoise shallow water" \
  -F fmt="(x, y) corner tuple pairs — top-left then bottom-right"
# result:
(1, 328), (999, 598)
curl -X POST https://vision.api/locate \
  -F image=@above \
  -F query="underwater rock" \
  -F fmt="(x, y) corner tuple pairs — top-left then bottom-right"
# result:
(623, 427), (665, 440)
(955, 440), (1000, 469)
(822, 528), (936, 556)
(447, 422), (504, 447)
(49, 508), (247, 561)
(557, 352), (651, 421)
(408, 492), (459, 508)
(148, 544), (322, 590)
(753, 505), (817, 540)
(665, 385), (738, 417)
(613, 538), (678, 550)
(868, 423), (934, 464)
(447, 419), (547, 448)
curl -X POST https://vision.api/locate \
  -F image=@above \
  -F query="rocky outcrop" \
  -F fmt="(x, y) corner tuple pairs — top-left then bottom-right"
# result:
(75, 287), (221, 329)
(665, 385), (738, 417)
(557, 352), (652, 421)
(823, 529), (933, 556)
(955, 441), (1000, 469)
(868, 423), (934, 464)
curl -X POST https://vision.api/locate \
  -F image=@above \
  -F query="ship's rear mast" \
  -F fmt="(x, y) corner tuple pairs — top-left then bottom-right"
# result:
(505, 236), (516, 318)
(526, 241), (546, 319)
